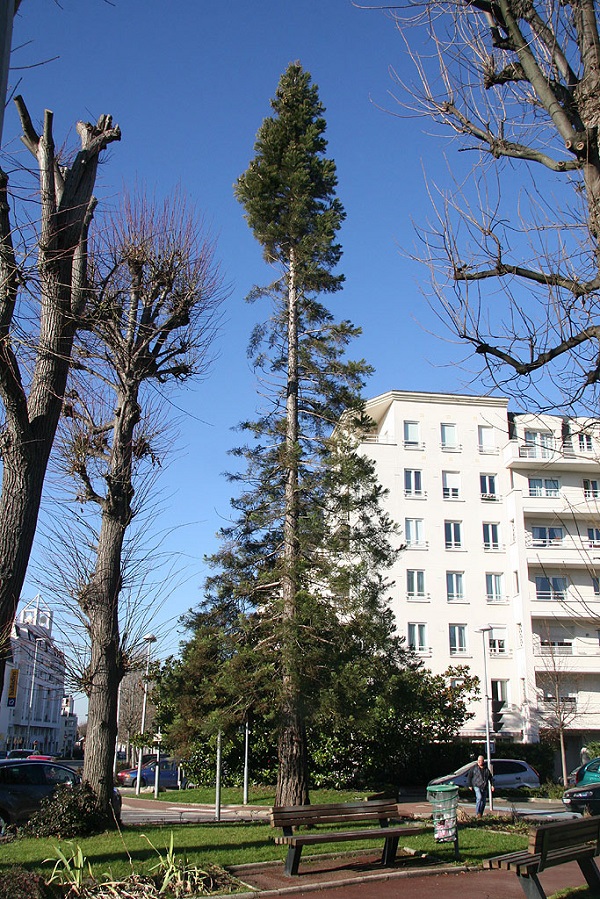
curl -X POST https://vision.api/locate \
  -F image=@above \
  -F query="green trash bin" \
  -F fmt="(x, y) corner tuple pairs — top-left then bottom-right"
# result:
(427, 783), (459, 857)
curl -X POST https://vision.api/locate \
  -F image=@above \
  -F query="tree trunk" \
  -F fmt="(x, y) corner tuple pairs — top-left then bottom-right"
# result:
(81, 390), (138, 814)
(276, 247), (309, 807)
(0, 104), (119, 700)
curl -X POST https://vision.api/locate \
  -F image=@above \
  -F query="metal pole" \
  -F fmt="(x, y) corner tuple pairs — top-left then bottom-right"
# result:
(215, 730), (222, 822)
(243, 719), (250, 806)
(154, 730), (161, 799)
(480, 629), (494, 812)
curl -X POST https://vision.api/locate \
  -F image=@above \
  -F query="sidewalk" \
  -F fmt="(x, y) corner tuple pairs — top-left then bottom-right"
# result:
(229, 854), (591, 897)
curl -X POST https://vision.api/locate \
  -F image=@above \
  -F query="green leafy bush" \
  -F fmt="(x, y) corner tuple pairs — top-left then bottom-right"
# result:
(20, 783), (115, 838)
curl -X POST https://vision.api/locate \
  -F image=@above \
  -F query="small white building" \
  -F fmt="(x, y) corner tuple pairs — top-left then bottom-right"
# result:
(361, 391), (600, 768)
(0, 597), (71, 754)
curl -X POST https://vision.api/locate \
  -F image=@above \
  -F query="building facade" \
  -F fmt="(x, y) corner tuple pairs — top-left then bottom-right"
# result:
(361, 391), (600, 766)
(0, 597), (73, 754)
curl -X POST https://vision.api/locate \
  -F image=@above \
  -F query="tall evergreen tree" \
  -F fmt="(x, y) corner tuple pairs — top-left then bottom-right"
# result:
(205, 62), (399, 806)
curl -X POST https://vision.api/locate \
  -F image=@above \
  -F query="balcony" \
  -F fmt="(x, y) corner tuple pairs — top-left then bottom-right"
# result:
(441, 443), (462, 453)
(505, 439), (600, 472)
(521, 486), (600, 517)
(403, 441), (425, 451)
(404, 489), (427, 500)
(481, 492), (501, 502)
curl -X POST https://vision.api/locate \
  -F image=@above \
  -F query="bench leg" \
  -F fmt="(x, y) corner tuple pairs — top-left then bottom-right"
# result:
(578, 858), (600, 891)
(284, 845), (302, 876)
(381, 835), (400, 867)
(515, 873), (547, 899)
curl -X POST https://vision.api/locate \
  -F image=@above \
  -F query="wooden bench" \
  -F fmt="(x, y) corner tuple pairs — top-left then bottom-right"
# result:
(270, 799), (428, 876)
(489, 816), (600, 898)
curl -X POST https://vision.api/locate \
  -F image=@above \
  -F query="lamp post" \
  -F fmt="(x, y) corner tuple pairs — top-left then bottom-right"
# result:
(136, 633), (156, 796)
(26, 638), (45, 749)
(476, 626), (494, 812)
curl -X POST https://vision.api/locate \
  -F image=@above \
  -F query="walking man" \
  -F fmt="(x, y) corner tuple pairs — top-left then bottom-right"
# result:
(467, 755), (494, 818)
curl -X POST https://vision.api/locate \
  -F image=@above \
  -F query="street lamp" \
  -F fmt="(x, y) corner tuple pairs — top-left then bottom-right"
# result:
(26, 637), (45, 749)
(476, 626), (494, 812)
(136, 633), (156, 796)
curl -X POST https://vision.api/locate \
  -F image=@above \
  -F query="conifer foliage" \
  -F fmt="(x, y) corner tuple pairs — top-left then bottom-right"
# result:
(203, 63), (400, 806)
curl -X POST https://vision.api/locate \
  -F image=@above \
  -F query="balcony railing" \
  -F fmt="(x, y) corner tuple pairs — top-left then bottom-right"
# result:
(535, 590), (568, 602)
(481, 492), (501, 502)
(535, 643), (573, 656)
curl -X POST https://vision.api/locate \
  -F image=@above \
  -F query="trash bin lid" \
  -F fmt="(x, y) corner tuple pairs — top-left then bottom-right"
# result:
(427, 783), (459, 793)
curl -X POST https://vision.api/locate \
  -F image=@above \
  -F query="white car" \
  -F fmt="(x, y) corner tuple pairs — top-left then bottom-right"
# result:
(428, 758), (540, 790)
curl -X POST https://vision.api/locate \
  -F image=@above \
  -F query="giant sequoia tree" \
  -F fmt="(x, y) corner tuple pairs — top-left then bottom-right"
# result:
(382, 0), (600, 408)
(204, 62), (399, 806)
(0, 98), (119, 696)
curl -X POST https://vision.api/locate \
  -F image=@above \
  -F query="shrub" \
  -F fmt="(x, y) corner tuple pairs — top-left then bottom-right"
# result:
(20, 783), (114, 838)
(0, 867), (53, 899)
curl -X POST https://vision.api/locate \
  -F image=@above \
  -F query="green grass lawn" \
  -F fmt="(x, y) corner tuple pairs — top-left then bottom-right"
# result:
(0, 820), (527, 882)
(131, 785), (376, 805)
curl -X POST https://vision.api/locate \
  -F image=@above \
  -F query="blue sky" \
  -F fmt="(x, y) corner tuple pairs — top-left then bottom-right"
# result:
(8, 0), (489, 686)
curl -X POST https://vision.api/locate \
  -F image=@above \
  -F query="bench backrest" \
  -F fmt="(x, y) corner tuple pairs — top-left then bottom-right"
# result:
(271, 799), (399, 829)
(529, 817), (600, 868)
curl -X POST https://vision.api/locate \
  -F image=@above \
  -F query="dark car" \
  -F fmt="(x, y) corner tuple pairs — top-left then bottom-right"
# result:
(428, 758), (540, 790)
(116, 757), (188, 790)
(0, 759), (121, 832)
(563, 782), (600, 815)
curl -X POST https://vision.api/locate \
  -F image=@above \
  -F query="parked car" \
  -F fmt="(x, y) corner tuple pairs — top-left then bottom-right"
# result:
(116, 757), (188, 790)
(563, 782), (600, 815)
(568, 757), (600, 787)
(428, 758), (540, 790)
(6, 749), (36, 759)
(0, 759), (121, 832)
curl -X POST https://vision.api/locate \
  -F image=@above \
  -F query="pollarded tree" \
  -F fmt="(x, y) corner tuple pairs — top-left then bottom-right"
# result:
(379, 0), (600, 409)
(0, 97), (120, 699)
(208, 62), (400, 806)
(52, 192), (224, 814)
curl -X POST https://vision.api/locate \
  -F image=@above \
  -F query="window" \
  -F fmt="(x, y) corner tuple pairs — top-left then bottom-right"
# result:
(407, 569), (426, 599)
(486, 573), (504, 603)
(404, 469), (424, 497)
(488, 627), (507, 655)
(593, 576), (600, 596)
(449, 624), (467, 655)
(446, 571), (464, 601)
(441, 422), (459, 451)
(584, 479), (600, 498)
(531, 525), (563, 546)
(535, 575), (568, 601)
(442, 471), (460, 499)
(483, 522), (500, 550)
(478, 425), (496, 454)
(405, 518), (426, 548)
(528, 477), (559, 497)
(588, 527), (600, 547)
(444, 520), (462, 549)
(491, 679), (508, 702)
(523, 430), (554, 459)
(480, 474), (498, 500)
(407, 622), (428, 653)
(579, 432), (594, 453)
(403, 420), (421, 449)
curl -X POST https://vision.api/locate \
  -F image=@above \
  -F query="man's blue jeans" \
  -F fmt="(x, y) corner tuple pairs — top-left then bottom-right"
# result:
(474, 786), (487, 816)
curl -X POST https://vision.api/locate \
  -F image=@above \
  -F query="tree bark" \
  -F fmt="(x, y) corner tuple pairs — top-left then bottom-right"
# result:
(0, 102), (119, 699)
(277, 246), (309, 807)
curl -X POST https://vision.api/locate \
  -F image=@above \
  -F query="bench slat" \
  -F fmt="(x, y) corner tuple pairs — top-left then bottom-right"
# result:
(275, 824), (427, 847)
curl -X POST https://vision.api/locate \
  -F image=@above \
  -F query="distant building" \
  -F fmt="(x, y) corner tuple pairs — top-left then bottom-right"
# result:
(0, 596), (74, 754)
(361, 391), (600, 769)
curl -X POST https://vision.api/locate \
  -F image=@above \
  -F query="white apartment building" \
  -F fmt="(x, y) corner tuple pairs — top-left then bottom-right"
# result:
(0, 597), (70, 754)
(361, 391), (600, 765)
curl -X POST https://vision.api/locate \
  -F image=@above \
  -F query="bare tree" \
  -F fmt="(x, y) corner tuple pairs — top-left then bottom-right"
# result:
(52, 192), (224, 813)
(373, 0), (600, 409)
(0, 97), (120, 701)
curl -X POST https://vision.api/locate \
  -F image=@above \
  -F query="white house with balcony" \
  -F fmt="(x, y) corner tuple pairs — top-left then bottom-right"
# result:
(360, 391), (600, 767)
(0, 597), (69, 754)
